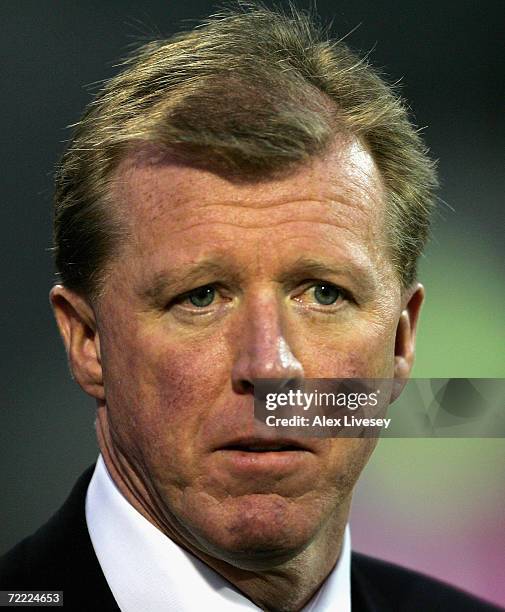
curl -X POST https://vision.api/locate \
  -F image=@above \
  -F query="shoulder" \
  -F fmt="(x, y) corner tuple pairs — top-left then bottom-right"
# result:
(351, 551), (503, 611)
(0, 465), (118, 611)
(0, 467), (91, 588)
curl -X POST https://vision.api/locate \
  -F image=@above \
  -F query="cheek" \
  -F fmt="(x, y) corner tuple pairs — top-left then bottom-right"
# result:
(100, 319), (231, 466)
(296, 319), (397, 379)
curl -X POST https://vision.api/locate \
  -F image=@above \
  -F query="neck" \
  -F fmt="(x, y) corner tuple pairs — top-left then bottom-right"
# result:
(220, 518), (348, 611)
(96, 406), (350, 611)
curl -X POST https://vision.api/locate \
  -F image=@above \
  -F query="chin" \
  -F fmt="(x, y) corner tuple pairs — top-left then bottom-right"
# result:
(179, 492), (326, 569)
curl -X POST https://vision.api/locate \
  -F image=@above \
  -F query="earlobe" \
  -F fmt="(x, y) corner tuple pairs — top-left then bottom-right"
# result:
(394, 283), (425, 380)
(49, 285), (105, 401)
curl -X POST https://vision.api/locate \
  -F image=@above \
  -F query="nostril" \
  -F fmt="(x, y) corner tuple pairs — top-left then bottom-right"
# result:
(232, 379), (254, 395)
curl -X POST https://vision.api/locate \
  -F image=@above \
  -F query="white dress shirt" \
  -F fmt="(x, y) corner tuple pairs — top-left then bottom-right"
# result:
(86, 455), (351, 612)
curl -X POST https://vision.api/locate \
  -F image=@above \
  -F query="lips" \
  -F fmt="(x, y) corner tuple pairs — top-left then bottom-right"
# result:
(212, 436), (314, 476)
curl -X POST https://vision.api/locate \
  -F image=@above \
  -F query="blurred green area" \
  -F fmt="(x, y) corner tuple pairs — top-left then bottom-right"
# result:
(413, 225), (505, 378)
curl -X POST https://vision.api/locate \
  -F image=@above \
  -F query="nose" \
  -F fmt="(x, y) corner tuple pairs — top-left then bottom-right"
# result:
(231, 298), (304, 394)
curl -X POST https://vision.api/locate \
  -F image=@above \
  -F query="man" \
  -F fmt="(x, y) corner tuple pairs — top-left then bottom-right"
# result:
(0, 4), (500, 611)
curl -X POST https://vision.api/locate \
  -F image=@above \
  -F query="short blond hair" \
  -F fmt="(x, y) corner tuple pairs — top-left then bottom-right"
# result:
(53, 3), (437, 299)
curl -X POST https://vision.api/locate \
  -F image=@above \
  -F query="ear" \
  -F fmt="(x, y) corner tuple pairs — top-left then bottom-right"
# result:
(50, 284), (104, 401)
(394, 282), (425, 381)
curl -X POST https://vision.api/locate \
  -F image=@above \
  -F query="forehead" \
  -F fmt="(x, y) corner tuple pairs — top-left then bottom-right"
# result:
(108, 136), (390, 287)
(114, 136), (382, 212)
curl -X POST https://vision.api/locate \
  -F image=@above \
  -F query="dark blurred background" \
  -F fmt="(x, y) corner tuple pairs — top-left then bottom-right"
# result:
(1, 0), (504, 606)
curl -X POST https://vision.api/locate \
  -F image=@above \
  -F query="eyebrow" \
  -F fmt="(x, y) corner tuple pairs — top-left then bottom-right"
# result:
(139, 260), (239, 306)
(277, 257), (377, 294)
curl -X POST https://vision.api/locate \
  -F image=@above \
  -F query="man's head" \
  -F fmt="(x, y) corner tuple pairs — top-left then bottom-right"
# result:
(50, 3), (435, 580)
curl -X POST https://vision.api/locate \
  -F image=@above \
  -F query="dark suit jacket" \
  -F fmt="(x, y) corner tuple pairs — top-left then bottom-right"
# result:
(0, 465), (502, 611)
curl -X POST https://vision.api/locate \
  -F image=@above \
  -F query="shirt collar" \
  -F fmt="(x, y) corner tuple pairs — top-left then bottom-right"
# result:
(86, 455), (351, 612)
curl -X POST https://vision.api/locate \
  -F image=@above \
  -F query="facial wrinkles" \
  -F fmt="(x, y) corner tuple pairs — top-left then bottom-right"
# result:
(148, 203), (366, 240)
(119, 191), (375, 285)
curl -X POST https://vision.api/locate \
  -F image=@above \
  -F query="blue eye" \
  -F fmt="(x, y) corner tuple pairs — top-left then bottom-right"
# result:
(188, 286), (215, 307)
(313, 283), (341, 305)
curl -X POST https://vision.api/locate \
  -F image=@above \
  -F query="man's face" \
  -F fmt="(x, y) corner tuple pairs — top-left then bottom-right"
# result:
(90, 137), (413, 566)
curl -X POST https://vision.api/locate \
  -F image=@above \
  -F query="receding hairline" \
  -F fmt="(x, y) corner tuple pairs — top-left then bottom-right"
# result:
(105, 130), (385, 230)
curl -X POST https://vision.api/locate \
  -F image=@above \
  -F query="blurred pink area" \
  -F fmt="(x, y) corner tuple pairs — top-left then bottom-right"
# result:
(350, 440), (505, 609)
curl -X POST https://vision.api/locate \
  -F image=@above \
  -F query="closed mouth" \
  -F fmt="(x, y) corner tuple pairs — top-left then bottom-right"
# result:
(218, 438), (310, 453)
(224, 445), (302, 452)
